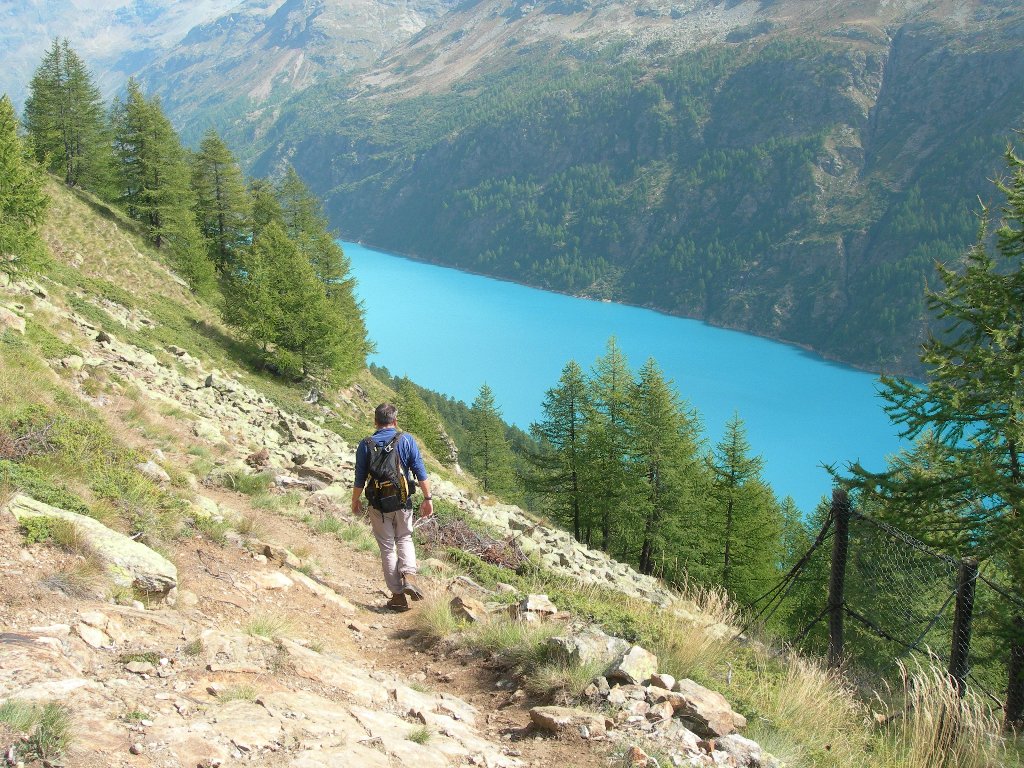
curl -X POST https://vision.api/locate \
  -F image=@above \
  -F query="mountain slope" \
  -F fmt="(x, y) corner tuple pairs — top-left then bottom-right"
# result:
(241, 0), (1024, 373)
(135, 0), (463, 143)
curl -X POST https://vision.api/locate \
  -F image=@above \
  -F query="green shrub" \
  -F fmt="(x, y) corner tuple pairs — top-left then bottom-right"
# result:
(19, 515), (55, 544)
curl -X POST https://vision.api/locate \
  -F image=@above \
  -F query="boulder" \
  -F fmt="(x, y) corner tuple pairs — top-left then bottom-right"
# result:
(296, 465), (336, 485)
(5, 494), (177, 594)
(672, 678), (747, 737)
(245, 448), (271, 468)
(546, 626), (629, 669)
(136, 460), (171, 483)
(529, 706), (610, 739)
(509, 593), (558, 620)
(717, 733), (769, 767)
(650, 672), (676, 691)
(607, 646), (658, 685)
(450, 596), (488, 623)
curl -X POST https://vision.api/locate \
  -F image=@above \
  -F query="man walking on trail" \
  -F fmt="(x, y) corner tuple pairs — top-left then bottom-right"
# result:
(352, 403), (434, 612)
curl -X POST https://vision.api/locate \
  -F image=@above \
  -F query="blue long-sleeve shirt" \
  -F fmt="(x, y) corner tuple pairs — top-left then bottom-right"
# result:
(353, 428), (428, 490)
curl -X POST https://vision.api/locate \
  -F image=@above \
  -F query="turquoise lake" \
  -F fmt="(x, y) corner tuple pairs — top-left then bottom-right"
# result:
(344, 241), (905, 514)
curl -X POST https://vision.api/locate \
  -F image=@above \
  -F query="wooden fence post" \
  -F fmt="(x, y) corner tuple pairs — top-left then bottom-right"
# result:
(828, 488), (851, 669)
(948, 557), (978, 697)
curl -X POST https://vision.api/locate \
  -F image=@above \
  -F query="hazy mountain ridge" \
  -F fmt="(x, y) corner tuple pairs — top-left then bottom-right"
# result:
(135, 0), (464, 142)
(0, 0), (240, 108)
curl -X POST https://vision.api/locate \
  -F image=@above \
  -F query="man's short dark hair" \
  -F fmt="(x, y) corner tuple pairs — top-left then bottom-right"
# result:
(375, 403), (398, 426)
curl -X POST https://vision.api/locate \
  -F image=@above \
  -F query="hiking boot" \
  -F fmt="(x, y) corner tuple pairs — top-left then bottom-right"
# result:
(402, 573), (424, 602)
(386, 593), (409, 612)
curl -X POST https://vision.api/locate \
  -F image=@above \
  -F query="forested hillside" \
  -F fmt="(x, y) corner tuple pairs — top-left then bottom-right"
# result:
(246, 6), (1024, 373)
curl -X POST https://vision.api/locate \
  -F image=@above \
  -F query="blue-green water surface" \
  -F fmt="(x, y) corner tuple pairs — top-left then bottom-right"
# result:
(345, 242), (904, 513)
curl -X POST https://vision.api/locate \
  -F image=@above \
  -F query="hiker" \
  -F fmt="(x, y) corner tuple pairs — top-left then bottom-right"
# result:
(351, 403), (433, 612)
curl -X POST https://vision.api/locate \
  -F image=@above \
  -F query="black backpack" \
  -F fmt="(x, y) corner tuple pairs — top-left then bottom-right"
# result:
(363, 432), (414, 512)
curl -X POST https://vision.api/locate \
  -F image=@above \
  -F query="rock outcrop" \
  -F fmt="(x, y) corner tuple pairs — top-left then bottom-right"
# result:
(5, 494), (178, 595)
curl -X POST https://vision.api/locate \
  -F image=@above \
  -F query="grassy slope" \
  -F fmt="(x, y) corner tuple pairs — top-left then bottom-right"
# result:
(1, 179), (1019, 767)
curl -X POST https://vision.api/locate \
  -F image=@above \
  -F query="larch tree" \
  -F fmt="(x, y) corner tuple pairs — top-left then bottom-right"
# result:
(626, 358), (706, 576)
(191, 130), (249, 273)
(248, 177), (284, 240)
(394, 378), (450, 461)
(23, 39), (111, 191)
(0, 95), (48, 272)
(530, 359), (592, 541)
(467, 383), (517, 495)
(710, 412), (781, 604)
(846, 144), (1024, 727)
(584, 337), (633, 551)
(111, 81), (195, 245)
(275, 166), (370, 378)
(110, 79), (210, 291)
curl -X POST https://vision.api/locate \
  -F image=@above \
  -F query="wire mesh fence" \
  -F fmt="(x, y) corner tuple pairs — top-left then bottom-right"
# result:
(764, 490), (1022, 716)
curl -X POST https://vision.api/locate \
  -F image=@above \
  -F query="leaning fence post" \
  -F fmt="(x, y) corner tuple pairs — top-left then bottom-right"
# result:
(948, 556), (978, 697)
(828, 488), (851, 669)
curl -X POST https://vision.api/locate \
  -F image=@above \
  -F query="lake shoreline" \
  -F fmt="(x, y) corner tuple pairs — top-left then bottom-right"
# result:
(342, 238), (909, 380)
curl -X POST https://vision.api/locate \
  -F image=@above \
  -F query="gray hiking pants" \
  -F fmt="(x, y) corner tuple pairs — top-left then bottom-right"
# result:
(369, 507), (417, 595)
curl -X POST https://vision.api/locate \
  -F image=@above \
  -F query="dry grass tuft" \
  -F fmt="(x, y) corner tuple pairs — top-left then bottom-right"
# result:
(244, 611), (294, 640)
(875, 662), (1009, 768)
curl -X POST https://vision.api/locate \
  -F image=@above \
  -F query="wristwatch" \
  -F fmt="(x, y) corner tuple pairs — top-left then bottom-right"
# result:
(422, 496), (432, 501)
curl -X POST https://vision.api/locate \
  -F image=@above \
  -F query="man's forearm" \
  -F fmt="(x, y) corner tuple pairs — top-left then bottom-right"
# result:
(351, 486), (363, 514)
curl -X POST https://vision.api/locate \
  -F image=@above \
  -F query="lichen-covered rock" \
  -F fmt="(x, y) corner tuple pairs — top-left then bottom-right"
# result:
(546, 625), (629, 669)
(0, 305), (25, 334)
(6, 494), (177, 594)
(607, 645), (658, 685)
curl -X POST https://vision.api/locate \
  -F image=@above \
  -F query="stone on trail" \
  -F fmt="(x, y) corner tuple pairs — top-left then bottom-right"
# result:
(450, 595), (488, 623)
(529, 706), (611, 739)
(650, 672), (676, 691)
(5, 494), (177, 595)
(607, 645), (658, 685)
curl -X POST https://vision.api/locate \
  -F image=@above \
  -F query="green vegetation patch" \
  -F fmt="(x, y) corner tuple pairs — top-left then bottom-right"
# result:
(0, 700), (73, 762)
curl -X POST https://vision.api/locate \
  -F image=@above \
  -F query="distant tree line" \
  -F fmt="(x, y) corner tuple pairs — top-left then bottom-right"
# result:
(7, 38), (370, 383)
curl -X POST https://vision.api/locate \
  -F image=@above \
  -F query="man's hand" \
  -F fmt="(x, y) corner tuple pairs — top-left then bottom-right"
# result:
(351, 487), (364, 517)
(419, 498), (434, 519)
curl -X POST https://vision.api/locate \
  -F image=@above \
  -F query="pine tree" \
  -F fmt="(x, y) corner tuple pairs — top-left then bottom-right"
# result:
(530, 360), (592, 540)
(467, 383), (517, 495)
(191, 130), (249, 273)
(585, 337), (633, 550)
(846, 144), (1024, 726)
(627, 358), (706, 576)
(710, 412), (781, 604)
(0, 95), (49, 272)
(23, 39), (111, 191)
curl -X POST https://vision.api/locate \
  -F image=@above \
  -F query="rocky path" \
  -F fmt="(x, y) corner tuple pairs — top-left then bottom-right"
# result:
(0, 489), (613, 768)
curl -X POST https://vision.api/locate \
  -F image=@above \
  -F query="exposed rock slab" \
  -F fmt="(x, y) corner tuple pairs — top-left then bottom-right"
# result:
(5, 493), (177, 594)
